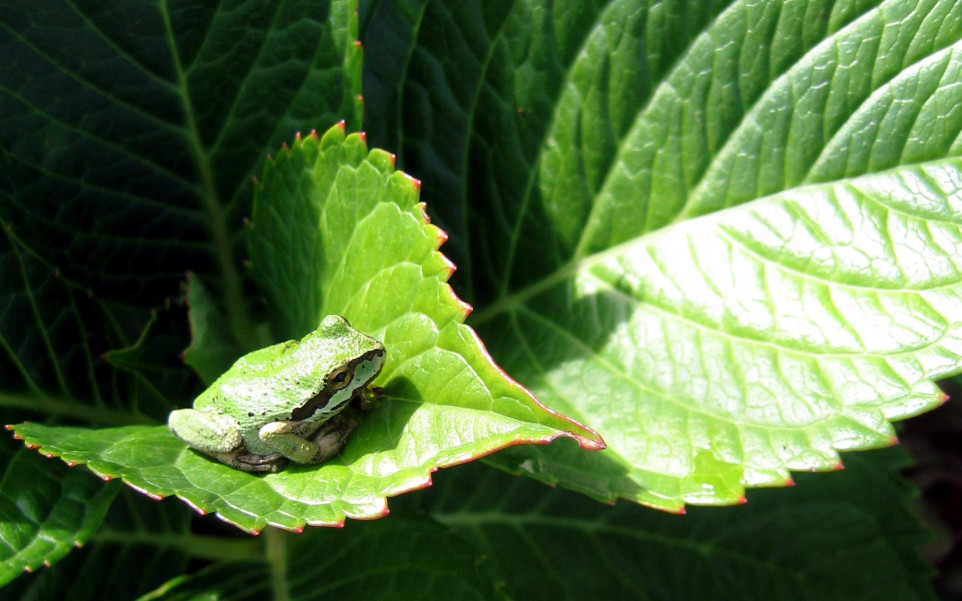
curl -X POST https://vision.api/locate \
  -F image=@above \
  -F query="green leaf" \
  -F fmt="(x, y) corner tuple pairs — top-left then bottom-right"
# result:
(181, 273), (240, 385)
(4, 489), (197, 600)
(0, 436), (119, 586)
(363, 0), (962, 508)
(0, 0), (362, 327)
(8, 124), (603, 534)
(394, 448), (936, 601)
(0, 226), (166, 425)
(137, 519), (506, 601)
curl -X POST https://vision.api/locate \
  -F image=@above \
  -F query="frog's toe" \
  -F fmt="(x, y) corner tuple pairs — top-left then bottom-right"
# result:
(169, 409), (244, 454)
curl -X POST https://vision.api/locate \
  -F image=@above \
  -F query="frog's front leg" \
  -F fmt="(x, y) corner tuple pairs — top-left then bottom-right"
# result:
(258, 415), (358, 465)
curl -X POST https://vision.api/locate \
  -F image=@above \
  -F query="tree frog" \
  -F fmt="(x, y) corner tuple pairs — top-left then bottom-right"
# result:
(168, 315), (385, 472)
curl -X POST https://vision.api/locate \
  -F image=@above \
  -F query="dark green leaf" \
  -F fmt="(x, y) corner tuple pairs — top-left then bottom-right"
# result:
(4, 489), (196, 600)
(0, 436), (119, 586)
(394, 447), (936, 601)
(181, 274), (239, 385)
(137, 519), (506, 601)
(0, 0), (362, 311)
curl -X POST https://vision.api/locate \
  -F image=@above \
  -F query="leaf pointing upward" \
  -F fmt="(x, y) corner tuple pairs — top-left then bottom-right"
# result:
(10, 124), (602, 533)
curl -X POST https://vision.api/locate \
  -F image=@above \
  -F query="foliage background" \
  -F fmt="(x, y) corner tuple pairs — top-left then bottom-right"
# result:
(1, 0), (961, 599)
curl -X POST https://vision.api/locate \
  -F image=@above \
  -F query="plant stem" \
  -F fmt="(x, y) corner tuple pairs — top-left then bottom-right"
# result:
(91, 530), (263, 562)
(265, 527), (291, 601)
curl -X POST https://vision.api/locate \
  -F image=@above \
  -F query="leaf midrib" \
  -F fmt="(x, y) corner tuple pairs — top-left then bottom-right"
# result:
(158, 0), (254, 351)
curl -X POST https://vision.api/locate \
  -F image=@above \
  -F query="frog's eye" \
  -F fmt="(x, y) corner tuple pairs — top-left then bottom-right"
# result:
(328, 366), (353, 390)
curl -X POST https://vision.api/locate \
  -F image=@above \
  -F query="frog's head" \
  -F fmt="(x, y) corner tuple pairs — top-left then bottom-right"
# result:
(289, 315), (386, 422)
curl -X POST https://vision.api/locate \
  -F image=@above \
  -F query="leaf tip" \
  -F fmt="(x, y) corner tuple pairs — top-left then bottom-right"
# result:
(357, 94), (364, 105)
(353, 40), (363, 49)
(180, 496), (207, 516)
(295, 131), (302, 142)
(309, 129), (319, 140)
(127, 483), (164, 501)
(74, 540), (83, 549)
(358, 131), (367, 146)
(42, 559), (51, 568)
(336, 120), (346, 133)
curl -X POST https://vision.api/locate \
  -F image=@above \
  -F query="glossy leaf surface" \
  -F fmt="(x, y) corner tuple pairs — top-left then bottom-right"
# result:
(0, 438), (119, 586)
(363, 0), (962, 509)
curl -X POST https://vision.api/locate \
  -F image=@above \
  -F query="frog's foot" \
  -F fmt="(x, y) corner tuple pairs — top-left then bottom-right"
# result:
(309, 414), (358, 464)
(211, 451), (287, 473)
(351, 386), (383, 412)
(168, 409), (243, 455)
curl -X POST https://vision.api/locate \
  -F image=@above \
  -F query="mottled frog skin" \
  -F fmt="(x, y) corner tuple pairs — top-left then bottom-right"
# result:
(168, 315), (385, 472)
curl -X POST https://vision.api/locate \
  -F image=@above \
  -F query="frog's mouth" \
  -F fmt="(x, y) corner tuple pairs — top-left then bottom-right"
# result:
(291, 350), (385, 421)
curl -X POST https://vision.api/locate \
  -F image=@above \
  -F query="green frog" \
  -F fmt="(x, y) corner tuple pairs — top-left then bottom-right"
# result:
(168, 315), (385, 472)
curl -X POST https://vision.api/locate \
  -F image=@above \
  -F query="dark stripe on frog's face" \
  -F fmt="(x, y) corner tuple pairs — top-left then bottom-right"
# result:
(289, 349), (385, 422)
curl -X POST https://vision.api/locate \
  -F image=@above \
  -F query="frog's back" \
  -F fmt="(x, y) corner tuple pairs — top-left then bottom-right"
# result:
(193, 339), (320, 420)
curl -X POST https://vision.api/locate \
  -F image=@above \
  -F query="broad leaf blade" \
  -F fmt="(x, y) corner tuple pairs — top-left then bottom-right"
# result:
(0, 226), (167, 425)
(0, 0), (361, 306)
(137, 519), (506, 601)
(0, 437), (119, 586)
(398, 448), (936, 601)
(364, 0), (962, 507)
(4, 489), (195, 600)
(9, 124), (602, 533)
(487, 161), (962, 509)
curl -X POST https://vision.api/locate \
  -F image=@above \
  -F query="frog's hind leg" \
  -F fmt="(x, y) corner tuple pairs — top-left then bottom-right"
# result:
(168, 409), (244, 454)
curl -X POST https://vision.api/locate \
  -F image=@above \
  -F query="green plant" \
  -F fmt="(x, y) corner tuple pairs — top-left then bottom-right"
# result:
(2, 0), (960, 598)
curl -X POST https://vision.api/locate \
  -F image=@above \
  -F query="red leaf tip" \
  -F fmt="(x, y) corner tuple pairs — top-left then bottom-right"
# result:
(309, 129), (319, 139)
(4, 424), (13, 431)
(295, 131), (302, 141)
(353, 40), (363, 48)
